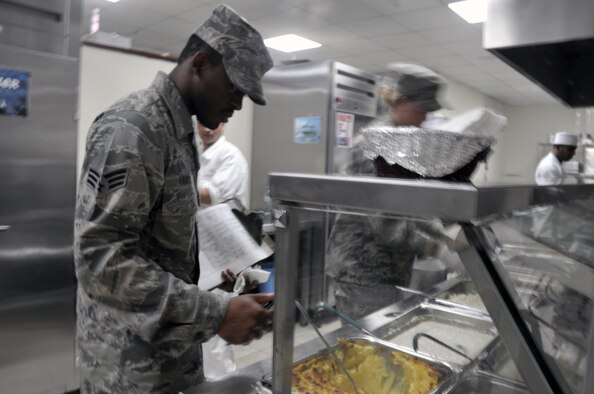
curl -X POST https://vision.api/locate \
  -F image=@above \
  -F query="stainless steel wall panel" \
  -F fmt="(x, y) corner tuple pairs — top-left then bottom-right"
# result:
(0, 34), (79, 394)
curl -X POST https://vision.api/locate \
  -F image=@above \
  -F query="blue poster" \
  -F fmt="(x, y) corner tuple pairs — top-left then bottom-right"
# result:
(294, 116), (322, 144)
(0, 68), (30, 117)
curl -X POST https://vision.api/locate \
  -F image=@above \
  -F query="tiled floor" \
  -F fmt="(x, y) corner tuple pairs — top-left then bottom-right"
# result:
(232, 319), (342, 369)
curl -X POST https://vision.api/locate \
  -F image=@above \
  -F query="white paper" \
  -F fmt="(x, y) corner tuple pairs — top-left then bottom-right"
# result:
(197, 204), (273, 290)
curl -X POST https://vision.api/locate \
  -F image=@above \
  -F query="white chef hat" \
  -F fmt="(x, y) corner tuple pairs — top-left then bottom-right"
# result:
(553, 131), (578, 146)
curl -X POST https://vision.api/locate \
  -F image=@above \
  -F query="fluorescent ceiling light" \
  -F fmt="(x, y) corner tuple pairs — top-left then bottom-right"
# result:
(264, 34), (321, 53)
(448, 0), (487, 24)
(105, 0), (120, 3)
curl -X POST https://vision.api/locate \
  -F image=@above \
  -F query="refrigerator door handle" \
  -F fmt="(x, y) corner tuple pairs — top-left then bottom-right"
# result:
(0, 225), (11, 232)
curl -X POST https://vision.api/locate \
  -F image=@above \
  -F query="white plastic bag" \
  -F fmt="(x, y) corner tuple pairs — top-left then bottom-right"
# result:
(202, 269), (270, 380)
(203, 288), (236, 380)
(202, 333), (236, 380)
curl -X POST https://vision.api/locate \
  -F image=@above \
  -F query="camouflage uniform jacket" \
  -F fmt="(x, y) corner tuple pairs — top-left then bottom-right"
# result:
(326, 127), (444, 319)
(75, 72), (229, 393)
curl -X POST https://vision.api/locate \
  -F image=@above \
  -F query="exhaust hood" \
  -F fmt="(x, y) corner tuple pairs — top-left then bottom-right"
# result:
(484, 0), (594, 107)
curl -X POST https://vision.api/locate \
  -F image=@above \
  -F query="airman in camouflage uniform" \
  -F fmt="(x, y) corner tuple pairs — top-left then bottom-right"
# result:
(75, 5), (273, 393)
(327, 64), (449, 321)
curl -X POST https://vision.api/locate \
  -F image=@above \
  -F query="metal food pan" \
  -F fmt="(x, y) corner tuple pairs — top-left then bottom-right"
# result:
(448, 373), (529, 394)
(292, 336), (458, 394)
(479, 338), (524, 384)
(375, 303), (497, 366)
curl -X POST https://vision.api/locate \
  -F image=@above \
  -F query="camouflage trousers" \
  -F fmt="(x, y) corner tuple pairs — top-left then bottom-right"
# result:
(333, 280), (407, 322)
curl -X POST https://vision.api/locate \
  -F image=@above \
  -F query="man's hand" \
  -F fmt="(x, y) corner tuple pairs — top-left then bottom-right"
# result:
(217, 293), (274, 345)
(218, 268), (258, 293)
(218, 268), (237, 292)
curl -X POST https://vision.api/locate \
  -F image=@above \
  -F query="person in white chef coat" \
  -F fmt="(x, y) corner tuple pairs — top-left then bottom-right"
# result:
(535, 131), (578, 185)
(196, 121), (248, 208)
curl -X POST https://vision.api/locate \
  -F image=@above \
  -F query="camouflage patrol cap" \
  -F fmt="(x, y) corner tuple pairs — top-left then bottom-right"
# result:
(194, 4), (273, 105)
(383, 63), (449, 112)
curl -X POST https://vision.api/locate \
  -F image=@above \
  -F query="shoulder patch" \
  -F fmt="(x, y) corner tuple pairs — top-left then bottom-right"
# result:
(85, 167), (129, 195)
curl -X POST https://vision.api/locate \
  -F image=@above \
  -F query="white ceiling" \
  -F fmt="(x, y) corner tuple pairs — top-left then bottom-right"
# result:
(82, 0), (558, 106)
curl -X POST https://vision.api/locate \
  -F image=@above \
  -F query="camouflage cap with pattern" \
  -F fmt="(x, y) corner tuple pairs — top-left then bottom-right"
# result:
(383, 63), (449, 112)
(194, 4), (273, 105)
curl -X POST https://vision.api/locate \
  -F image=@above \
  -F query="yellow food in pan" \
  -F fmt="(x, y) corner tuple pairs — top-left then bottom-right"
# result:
(292, 339), (439, 394)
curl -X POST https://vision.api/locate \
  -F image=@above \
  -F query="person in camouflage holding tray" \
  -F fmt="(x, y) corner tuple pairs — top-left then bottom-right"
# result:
(327, 63), (499, 321)
(74, 5), (274, 393)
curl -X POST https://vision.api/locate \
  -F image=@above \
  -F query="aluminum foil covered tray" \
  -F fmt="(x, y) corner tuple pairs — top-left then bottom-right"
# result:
(361, 126), (494, 177)
(291, 336), (456, 394)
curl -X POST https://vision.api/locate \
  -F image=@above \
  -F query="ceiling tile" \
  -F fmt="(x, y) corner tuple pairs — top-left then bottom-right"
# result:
(297, 25), (361, 45)
(397, 45), (452, 58)
(463, 52), (499, 65)
(391, 7), (465, 30)
(362, 50), (407, 65)
(99, 3), (168, 35)
(490, 71), (529, 84)
(340, 16), (409, 38)
(176, 4), (218, 26)
(276, 0), (317, 7)
(418, 24), (482, 44)
(305, 0), (383, 23)
(477, 61), (515, 74)
(360, 0), (443, 15)
(443, 66), (486, 77)
(421, 55), (471, 68)
(442, 38), (485, 55)
(131, 28), (181, 52)
(79, 0), (556, 106)
(251, 8), (328, 34)
(214, 0), (296, 20)
(335, 56), (385, 72)
(330, 38), (387, 55)
(373, 32), (434, 50)
(142, 17), (198, 39)
(290, 46), (349, 62)
(124, 0), (206, 16)
(458, 74), (492, 83)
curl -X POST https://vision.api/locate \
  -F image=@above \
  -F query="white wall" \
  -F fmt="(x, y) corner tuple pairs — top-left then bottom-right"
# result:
(499, 104), (578, 183)
(78, 45), (176, 175)
(78, 45), (255, 205)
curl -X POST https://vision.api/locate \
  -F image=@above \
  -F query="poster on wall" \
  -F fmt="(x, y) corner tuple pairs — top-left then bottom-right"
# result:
(336, 112), (354, 147)
(0, 68), (30, 117)
(294, 116), (322, 144)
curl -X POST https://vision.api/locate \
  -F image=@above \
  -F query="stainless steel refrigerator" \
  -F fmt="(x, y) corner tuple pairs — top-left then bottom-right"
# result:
(251, 60), (378, 210)
(0, 1), (81, 393)
(251, 60), (378, 317)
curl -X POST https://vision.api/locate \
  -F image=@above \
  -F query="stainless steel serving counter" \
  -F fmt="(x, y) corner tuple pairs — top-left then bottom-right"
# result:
(261, 174), (594, 393)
